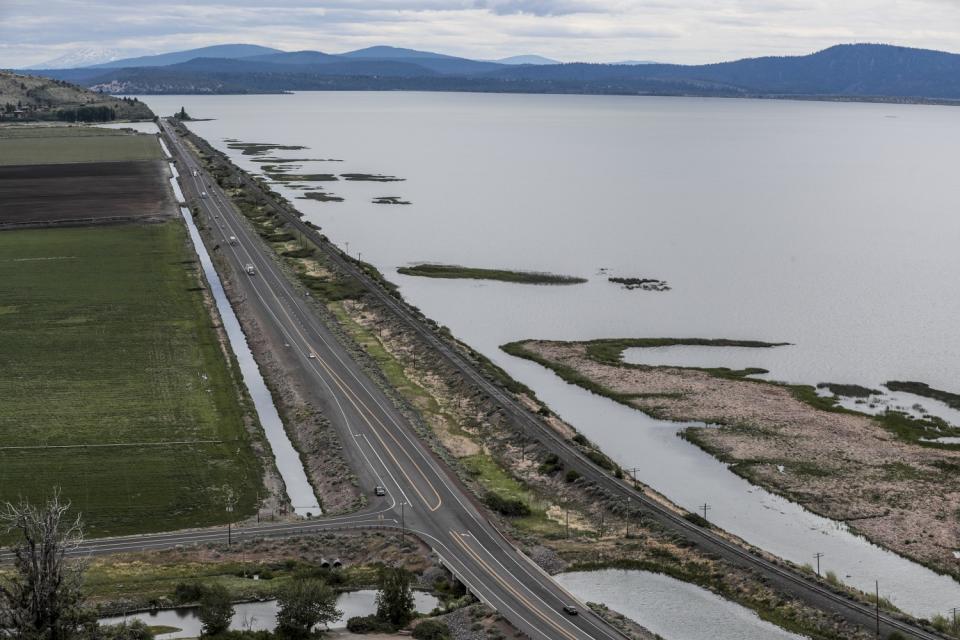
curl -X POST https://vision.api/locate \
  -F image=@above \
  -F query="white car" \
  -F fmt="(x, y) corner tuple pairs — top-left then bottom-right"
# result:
(245, 264), (256, 276)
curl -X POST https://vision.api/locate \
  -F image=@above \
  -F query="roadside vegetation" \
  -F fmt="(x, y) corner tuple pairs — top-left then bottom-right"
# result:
(0, 223), (265, 537)
(398, 263), (587, 285)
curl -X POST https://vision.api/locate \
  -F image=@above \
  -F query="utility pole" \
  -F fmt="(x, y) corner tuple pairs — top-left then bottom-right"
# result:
(625, 496), (632, 538)
(813, 552), (824, 577)
(565, 506), (570, 538)
(626, 467), (641, 488)
(401, 501), (406, 542)
(951, 607), (959, 633)
(223, 485), (237, 546)
(345, 241), (350, 256)
(700, 503), (711, 521)
(875, 580), (880, 639)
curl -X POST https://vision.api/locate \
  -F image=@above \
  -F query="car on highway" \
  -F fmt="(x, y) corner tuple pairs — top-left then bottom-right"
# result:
(562, 605), (578, 616)
(374, 485), (386, 496)
(245, 264), (256, 275)
(229, 236), (238, 245)
(200, 191), (208, 199)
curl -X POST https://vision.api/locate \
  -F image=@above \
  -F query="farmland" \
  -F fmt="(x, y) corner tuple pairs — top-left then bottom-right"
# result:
(0, 222), (264, 537)
(0, 125), (161, 165)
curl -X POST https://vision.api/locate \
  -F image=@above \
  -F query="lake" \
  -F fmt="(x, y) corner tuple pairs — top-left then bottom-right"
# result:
(142, 91), (960, 617)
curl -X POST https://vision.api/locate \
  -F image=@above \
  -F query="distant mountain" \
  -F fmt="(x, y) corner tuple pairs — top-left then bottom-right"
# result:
(494, 55), (559, 65)
(614, 60), (660, 65)
(28, 47), (127, 69)
(339, 46), (457, 60)
(89, 44), (282, 68)
(23, 43), (960, 103)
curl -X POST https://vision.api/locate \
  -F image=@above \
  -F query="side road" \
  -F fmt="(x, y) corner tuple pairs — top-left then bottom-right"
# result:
(167, 123), (950, 640)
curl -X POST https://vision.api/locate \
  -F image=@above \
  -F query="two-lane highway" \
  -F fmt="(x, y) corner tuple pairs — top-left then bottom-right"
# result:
(160, 120), (626, 640)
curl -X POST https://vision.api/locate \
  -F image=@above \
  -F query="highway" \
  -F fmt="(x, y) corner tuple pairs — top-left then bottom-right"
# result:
(156, 119), (626, 640)
(161, 122), (952, 640)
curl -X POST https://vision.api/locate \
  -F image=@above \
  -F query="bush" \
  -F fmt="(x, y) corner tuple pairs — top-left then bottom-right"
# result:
(565, 470), (581, 483)
(96, 620), (155, 640)
(173, 582), (207, 604)
(683, 512), (709, 528)
(346, 615), (395, 634)
(484, 491), (531, 517)
(572, 434), (590, 446)
(412, 619), (451, 640)
(538, 453), (562, 475)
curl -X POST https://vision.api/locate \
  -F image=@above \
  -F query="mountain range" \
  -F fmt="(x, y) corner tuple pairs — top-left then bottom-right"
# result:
(17, 43), (960, 102)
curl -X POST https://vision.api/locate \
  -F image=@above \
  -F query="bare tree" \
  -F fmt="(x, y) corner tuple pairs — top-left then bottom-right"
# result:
(0, 490), (86, 640)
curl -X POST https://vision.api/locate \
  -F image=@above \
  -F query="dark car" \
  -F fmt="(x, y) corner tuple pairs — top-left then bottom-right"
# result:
(562, 605), (578, 616)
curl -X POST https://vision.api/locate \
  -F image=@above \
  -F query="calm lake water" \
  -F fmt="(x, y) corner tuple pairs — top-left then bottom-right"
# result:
(556, 570), (809, 640)
(145, 92), (960, 617)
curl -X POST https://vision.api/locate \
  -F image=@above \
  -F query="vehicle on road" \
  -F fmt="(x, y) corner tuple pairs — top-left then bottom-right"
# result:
(192, 170), (198, 177)
(374, 485), (386, 496)
(229, 235), (238, 245)
(245, 264), (256, 275)
(201, 191), (208, 199)
(562, 606), (579, 616)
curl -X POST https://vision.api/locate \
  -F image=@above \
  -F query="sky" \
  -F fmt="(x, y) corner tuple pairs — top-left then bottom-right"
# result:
(2, 0), (960, 68)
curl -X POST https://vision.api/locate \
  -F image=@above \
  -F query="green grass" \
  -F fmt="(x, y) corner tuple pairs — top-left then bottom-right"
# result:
(0, 130), (161, 164)
(0, 222), (263, 538)
(461, 455), (562, 536)
(397, 264), (587, 285)
(886, 380), (960, 410)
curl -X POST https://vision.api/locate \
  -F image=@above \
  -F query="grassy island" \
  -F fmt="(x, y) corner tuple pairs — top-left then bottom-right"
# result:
(398, 264), (587, 285)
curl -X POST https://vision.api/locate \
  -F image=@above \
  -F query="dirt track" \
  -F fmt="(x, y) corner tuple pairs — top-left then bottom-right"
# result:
(0, 159), (173, 227)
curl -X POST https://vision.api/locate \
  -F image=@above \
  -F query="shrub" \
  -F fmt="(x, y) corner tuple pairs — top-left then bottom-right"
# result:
(565, 470), (581, 483)
(538, 454), (562, 475)
(683, 512), (709, 528)
(173, 582), (207, 604)
(484, 491), (531, 517)
(412, 619), (451, 640)
(346, 614), (395, 634)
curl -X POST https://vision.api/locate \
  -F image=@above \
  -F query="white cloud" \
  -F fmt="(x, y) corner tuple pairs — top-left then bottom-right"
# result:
(1, 0), (959, 68)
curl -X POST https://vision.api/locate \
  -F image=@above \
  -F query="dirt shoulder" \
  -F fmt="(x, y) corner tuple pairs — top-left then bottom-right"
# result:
(510, 339), (960, 578)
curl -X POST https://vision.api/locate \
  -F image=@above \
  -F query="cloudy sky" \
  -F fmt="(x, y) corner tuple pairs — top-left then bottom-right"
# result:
(2, 0), (960, 67)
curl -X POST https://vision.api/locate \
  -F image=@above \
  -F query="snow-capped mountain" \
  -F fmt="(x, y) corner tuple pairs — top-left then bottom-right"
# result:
(28, 47), (129, 69)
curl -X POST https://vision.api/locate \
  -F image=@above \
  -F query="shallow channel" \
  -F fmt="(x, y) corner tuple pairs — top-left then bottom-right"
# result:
(180, 206), (321, 516)
(556, 569), (809, 640)
(100, 590), (439, 637)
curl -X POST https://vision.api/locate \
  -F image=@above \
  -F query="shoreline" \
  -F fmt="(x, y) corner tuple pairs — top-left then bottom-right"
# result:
(502, 338), (960, 584)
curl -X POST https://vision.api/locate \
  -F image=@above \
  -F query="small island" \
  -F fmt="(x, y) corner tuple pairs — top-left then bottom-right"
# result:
(609, 276), (670, 292)
(397, 264), (587, 285)
(372, 196), (411, 205)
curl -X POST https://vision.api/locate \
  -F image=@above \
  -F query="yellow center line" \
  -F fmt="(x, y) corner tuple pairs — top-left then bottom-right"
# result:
(451, 531), (579, 640)
(245, 259), (442, 512)
(309, 352), (443, 511)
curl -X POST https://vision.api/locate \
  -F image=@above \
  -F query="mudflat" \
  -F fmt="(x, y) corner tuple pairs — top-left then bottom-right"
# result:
(507, 339), (960, 578)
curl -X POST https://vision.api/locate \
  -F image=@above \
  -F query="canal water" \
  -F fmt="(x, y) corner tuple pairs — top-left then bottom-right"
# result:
(180, 206), (321, 516)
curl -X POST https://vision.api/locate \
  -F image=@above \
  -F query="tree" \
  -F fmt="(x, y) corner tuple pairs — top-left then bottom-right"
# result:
(0, 490), (86, 640)
(197, 584), (233, 636)
(375, 567), (415, 627)
(275, 578), (341, 639)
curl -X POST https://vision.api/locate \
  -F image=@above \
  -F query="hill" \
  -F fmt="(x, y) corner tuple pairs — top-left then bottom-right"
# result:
(89, 43), (282, 68)
(22, 43), (960, 103)
(0, 71), (153, 121)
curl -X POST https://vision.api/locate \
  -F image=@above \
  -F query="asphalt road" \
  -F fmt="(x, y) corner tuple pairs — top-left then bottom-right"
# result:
(154, 120), (625, 640)
(166, 123), (951, 640)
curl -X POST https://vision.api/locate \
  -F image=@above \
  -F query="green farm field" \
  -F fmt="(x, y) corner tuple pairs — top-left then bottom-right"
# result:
(0, 222), (264, 537)
(0, 125), (162, 165)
